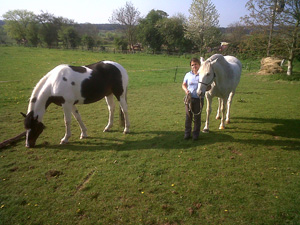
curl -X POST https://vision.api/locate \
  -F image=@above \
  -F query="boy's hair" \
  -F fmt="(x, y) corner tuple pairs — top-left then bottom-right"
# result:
(190, 58), (201, 65)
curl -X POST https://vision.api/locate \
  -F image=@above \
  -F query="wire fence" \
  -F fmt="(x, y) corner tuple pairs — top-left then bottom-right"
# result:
(127, 66), (190, 83)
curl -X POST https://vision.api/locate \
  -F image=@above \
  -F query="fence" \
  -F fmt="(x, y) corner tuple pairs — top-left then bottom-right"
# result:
(127, 66), (190, 83)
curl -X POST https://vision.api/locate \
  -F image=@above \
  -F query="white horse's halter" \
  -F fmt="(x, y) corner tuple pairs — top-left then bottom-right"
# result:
(198, 72), (216, 86)
(198, 61), (216, 86)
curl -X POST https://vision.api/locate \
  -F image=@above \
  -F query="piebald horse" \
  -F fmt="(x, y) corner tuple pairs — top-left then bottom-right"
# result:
(197, 54), (242, 132)
(22, 61), (130, 148)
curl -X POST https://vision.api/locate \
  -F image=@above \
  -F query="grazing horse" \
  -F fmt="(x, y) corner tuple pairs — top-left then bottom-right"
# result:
(21, 61), (130, 148)
(197, 54), (242, 132)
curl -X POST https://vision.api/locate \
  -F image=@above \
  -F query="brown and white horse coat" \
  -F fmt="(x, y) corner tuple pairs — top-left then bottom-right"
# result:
(22, 61), (129, 147)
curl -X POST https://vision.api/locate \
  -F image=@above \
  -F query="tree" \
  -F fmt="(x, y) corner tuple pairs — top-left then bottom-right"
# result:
(241, 0), (286, 56)
(58, 26), (80, 49)
(110, 1), (140, 51)
(114, 37), (128, 51)
(37, 11), (75, 48)
(185, 0), (220, 55)
(137, 10), (168, 53)
(239, 31), (269, 57)
(81, 35), (95, 50)
(277, 0), (300, 75)
(3, 10), (36, 45)
(26, 22), (39, 46)
(156, 14), (193, 53)
(37, 12), (59, 48)
(0, 25), (10, 44)
(225, 22), (249, 54)
(242, 0), (299, 75)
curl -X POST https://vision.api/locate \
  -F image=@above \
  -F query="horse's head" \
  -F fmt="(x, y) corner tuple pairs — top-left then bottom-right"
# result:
(197, 57), (217, 97)
(21, 111), (45, 148)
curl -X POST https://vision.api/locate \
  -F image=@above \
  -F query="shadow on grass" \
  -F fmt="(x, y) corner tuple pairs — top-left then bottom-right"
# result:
(41, 117), (300, 152)
(230, 117), (300, 151)
(234, 117), (300, 138)
(42, 130), (234, 152)
(269, 72), (300, 82)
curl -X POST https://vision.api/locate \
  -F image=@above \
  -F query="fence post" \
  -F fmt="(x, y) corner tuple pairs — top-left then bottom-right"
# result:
(174, 66), (178, 82)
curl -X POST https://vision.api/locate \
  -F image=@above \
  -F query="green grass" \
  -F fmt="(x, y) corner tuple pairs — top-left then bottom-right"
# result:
(0, 47), (300, 224)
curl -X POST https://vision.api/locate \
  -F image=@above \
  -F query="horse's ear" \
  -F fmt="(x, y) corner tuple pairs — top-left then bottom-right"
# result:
(211, 58), (218, 64)
(20, 112), (26, 118)
(200, 57), (205, 64)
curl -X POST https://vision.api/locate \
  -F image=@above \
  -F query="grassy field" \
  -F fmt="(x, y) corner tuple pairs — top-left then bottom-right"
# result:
(0, 47), (300, 224)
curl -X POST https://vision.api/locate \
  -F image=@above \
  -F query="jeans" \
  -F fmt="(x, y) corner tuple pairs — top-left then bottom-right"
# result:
(185, 97), (204, 138)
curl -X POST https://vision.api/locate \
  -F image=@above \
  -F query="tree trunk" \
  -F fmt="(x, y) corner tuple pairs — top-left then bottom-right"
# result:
(287, 58), (292, 76)
(267, 0), (278, 57)
(287, 20), (299, 76)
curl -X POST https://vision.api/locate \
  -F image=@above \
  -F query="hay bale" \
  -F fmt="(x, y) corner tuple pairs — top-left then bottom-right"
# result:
(258, 57), (283, 75)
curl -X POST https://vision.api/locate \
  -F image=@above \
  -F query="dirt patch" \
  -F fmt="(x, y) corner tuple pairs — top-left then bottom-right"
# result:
(45, 170), (63, 180)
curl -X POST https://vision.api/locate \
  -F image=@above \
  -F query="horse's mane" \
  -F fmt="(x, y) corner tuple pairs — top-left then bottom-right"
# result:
(207, 54), (233, 76)
(201, 54), (224, 72)
(208, 54), (226, 64)
(28, 73), (51, 112)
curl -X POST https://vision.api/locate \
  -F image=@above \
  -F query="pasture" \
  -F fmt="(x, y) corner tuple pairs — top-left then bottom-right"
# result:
(0, 47), (300, 224)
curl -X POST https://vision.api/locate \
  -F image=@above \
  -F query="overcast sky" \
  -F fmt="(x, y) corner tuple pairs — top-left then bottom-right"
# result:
(0, 0), (249, 27)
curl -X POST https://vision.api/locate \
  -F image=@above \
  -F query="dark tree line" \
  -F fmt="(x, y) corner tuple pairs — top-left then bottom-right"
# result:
(2, 10), (78, 48)
(1, 10), (116, 50)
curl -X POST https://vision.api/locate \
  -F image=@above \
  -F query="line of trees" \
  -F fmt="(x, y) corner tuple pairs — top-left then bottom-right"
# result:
(1, 0), (299, 75)
(3, 10), (76, 48)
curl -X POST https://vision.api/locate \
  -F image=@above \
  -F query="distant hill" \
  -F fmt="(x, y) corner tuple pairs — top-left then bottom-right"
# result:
(75, 23), (124, 31)
(0, 20), (123, 31)
(0, 20), (230, 32)
(95, 24), (124, 30)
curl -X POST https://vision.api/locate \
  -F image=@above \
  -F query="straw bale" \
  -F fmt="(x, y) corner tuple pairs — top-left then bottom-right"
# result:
(258, 57), (283, 75)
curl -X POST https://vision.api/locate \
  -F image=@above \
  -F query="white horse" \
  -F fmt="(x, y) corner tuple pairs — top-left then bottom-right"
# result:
(197, 54), (242, 132)
(22, 61), (130, 148)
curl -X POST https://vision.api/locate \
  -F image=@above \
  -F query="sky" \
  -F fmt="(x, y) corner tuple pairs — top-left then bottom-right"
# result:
(0, 0), (249, 27)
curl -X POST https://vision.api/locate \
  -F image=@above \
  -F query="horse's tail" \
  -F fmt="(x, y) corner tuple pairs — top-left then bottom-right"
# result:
(119, 87), (128, 127)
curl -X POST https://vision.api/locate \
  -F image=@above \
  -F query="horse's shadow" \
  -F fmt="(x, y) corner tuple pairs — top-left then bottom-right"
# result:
(42, 130), (234, 152)
(226, 117), (300, 151)
(42, 117), (300, 152)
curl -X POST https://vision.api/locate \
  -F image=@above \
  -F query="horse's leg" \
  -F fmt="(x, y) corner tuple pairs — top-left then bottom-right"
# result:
(103, 94), (115, 132)
(219, 98), (227, 130)
(119, 94), (130, 134)
(216, 97), (222, 120)
(61, 104), (72, 144)
(203, 94), (212, 133)
(225, 91), (235, 124)
(72, 105), (88, 139)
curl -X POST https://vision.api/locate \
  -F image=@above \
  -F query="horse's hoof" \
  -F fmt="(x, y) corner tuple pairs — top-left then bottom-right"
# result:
(80, 132), (88, 139)
(216, 116), (221, 120)
(60, 140), (68, 145)
(219, 125), (225, 130)
(123, 129), (130, 134)
(202, 129), (209, 133)
(225, 120), (230, 124)
(103, 129), (110, 133)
